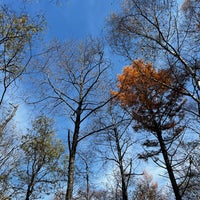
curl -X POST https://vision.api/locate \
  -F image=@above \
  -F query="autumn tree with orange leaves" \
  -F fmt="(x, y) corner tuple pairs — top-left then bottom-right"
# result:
(112, 60), (190, 200)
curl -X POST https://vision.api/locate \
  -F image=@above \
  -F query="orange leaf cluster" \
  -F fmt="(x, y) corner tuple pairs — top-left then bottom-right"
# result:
(112, 60), (172, 109)
(111, 60), (186, 132)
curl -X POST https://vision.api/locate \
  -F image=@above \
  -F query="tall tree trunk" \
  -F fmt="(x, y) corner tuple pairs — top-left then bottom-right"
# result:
(25, 186), (31, 200)
(157, 130), (182, 200)
(65, 105), (81, 200)
(120, 164), (128, 200)
(66, 152), (76, 200)
(25, 175), (34, 200)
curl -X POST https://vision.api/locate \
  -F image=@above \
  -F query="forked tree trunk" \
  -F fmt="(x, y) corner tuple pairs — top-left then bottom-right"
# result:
(65, 106), (81, 200)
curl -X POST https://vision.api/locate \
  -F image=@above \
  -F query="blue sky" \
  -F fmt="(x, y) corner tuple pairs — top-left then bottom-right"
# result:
(4, 0), (120, 40)
(43, 0), (120, 40)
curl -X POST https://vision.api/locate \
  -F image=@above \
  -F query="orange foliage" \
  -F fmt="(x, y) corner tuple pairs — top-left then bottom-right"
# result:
(112, 60), (172, 108)
(111, 60), (185, 132)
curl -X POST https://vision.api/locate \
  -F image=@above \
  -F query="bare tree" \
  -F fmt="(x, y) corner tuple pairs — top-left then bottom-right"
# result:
(29, 38), (112, 200)
(73, 151), (96, 200)
(95, 103), (137, 200)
